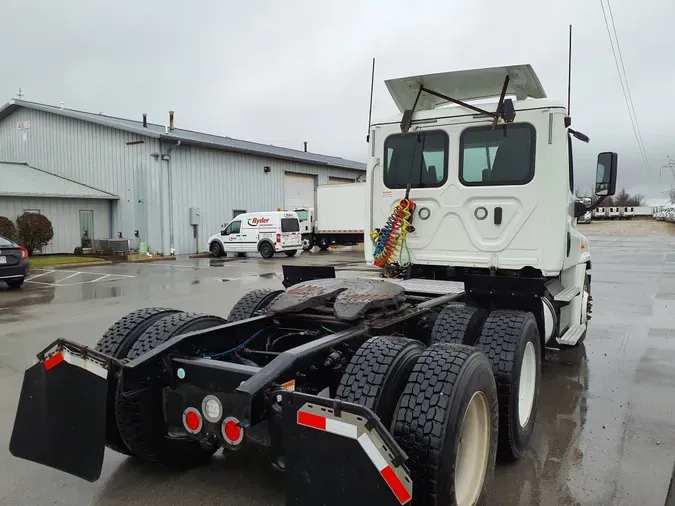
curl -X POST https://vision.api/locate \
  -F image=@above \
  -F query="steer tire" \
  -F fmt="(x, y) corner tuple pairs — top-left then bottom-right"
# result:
(430, 304), (488, 346)
(335, 336), (425, 429)
(474, 310), (541, 461)
(95, 307), (180, 455)
(393, 343), (498, 506)
(115, 312), (227, 468)
(228, 289), (285, 322)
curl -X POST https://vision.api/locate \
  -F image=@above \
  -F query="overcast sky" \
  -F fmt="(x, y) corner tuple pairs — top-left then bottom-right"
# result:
(2, 0), (673, 201)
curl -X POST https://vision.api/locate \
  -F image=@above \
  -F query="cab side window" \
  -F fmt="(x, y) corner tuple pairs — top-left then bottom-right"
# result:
(225, 221), (241, 235)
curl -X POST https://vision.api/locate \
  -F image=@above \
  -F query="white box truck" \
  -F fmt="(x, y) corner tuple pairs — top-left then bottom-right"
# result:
(294, 182), (366, 251)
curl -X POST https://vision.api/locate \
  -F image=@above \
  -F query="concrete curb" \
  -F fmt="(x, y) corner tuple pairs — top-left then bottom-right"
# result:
(33, 260), (113, 270)
(189, 253), (212, 259)
(127, 256), (176, 263)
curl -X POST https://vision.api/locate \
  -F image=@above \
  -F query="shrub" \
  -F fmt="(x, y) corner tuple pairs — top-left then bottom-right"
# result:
(16, 212), (54, 255)
(103, 246), (114, 255)
(0, 216), (17, 241)
(74, 247), (84, 255)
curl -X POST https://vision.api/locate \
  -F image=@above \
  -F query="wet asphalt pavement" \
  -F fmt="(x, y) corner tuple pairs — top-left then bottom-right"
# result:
(1, 223), (675, 505)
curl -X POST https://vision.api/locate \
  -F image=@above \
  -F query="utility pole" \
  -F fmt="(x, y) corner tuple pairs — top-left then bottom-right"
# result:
(16, 88), (24, 99)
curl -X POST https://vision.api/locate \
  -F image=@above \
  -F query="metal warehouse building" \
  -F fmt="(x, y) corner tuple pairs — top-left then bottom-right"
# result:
(0, 100), (366, 254)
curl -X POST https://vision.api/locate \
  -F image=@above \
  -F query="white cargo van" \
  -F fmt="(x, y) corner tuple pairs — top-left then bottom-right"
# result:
(208, 211), (302, 259)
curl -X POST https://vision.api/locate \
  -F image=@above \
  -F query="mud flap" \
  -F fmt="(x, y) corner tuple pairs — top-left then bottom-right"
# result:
(282, 392), (412, 506)
(9, 345), (110, 482)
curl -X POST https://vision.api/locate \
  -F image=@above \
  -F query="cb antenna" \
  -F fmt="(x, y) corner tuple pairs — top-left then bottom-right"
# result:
(567, 24), (573, 116)
(366, 57), (375, 143)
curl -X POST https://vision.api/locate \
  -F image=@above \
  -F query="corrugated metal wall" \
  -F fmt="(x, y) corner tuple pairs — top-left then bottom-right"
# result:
(167, 144), (365, 254)
(0, 197), (110, 253)
(0, 108), (163, 251)
(0, 107), (365, 255)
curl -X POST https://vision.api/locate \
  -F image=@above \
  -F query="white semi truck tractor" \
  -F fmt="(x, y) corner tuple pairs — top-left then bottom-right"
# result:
(10, 65), (617, 506)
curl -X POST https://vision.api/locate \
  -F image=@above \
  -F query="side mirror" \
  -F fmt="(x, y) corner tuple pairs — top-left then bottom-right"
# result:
(221, 229), (227, 236)
(595, 152), (618, 197)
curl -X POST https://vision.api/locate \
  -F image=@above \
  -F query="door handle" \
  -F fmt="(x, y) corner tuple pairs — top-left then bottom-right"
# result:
(494, 207), (503, 225)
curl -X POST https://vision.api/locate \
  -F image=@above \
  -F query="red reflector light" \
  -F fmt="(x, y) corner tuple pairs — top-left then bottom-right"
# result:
(222, 417), (244, 445)
(44, 352), (64, 371)
(183, 408), (202, 434)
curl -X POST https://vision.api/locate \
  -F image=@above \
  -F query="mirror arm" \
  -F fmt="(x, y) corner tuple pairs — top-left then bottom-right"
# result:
(586, 196), (609, 213)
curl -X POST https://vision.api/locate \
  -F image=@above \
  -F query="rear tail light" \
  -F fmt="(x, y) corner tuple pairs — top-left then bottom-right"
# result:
(19, 247), (28, 260)
(222, 416), (244, 445)
(183, 407), (203, 434)
(276, 233), (281, 243)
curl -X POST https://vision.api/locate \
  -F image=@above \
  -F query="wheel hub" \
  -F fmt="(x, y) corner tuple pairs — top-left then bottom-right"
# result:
(518, 341), (537, 428)
(454, 391), (490, 506)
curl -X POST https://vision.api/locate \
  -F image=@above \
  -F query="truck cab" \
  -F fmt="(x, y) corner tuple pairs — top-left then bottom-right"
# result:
(365, 64), (617, 346)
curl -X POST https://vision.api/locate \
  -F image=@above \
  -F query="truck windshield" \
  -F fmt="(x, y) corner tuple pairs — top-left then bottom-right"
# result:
(281, 218), (300, 232)
(384, 130), (448, 189)
(295, 210), (309, 222)
(460, 124), (535, 186)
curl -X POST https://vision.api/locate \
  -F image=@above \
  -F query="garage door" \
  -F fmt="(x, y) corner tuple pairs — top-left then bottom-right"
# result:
(284, 172), (316, 210)
(328, 177), (355, 184)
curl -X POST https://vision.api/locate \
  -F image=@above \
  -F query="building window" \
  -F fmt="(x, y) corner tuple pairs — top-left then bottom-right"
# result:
(384, 130), (449, 189)
(459, 124), (536, 186)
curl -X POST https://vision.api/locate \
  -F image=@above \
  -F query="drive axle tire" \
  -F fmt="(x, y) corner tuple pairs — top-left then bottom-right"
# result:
(474, 310), (541, 461)
(115, 312), (227, 468)
(393, 343), (498, 506)
(335, 336), (425, 429)
(95, 307), (180, 455)
(228, 289), (285, 322)
(318, 237), (330, 251)
(431, 305), (488, 346)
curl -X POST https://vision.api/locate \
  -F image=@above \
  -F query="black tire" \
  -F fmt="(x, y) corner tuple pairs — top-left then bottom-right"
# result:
(474, 310), (541, 461)
(335, 336), (425, 429)
(302, 235), (314, 251)
(95, 307), (180, 455)
(430, 304), (488, 346)
(210, 241), (223, 257)
(285, 250), (297, 257)
(393, 343), (498, 506)
(259, 242), (274, 259)
(115, 312), (227, 468)
(228, 289), (284, 322)
(6, 278), (24, 289)
(318, 237), (330, 251)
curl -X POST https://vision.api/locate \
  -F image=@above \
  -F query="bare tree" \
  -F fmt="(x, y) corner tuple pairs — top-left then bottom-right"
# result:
(669, 187), (675, 204)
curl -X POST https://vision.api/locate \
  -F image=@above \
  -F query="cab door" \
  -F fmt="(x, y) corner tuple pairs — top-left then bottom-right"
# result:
(221, 220), (242, 252)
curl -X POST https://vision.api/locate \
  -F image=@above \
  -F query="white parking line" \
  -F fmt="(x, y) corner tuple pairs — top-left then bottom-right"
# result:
(26, 270), (55, 280)
(24, 270), (135, 287)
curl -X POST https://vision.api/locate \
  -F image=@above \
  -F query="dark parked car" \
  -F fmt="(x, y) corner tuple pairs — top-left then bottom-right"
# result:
(0, 236), (29, 288)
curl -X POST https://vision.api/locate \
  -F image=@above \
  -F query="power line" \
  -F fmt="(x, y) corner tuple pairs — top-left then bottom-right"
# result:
(607, 0), (651, 175)
(600, 0), (652, 175)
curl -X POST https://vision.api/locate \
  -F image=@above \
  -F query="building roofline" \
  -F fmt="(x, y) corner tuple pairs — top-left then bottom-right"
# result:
(0, 99), (366, 172)
(0, 161), (119, 200)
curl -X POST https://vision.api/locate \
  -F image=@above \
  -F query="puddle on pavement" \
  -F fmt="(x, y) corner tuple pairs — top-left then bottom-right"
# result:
(219, 272), (282, 283)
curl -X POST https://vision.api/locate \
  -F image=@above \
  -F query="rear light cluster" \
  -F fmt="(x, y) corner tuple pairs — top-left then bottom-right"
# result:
(19, 247), (28, 260)
(181, 395), (244, 446)
(276, 233), (281, 243)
